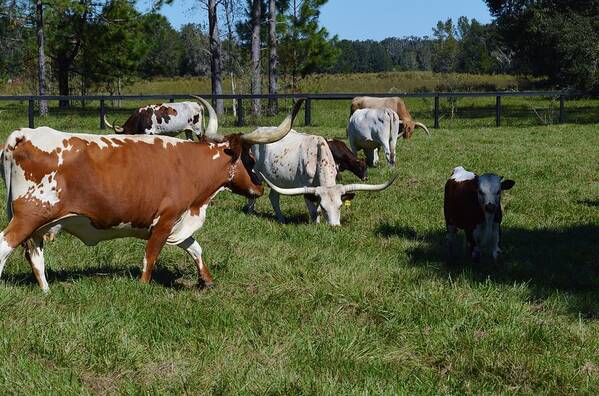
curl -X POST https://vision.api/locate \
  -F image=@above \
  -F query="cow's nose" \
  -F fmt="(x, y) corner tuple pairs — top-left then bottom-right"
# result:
(485, 203), (496, 213)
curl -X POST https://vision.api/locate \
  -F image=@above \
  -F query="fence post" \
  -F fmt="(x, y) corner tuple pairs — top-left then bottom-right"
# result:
(559, 95), (565, 124)
(28, 99), (35, 128)
(495, 95), (502, 127)
(99, 99), (106, 130)
(434, 95), (440, 129)
(236, 98), (244, 127)
(304, 98), (312, 126)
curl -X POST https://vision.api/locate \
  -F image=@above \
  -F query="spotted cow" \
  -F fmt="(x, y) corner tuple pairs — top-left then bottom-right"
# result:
(104, 96), (206, 140)
(0, 98), (304, 292)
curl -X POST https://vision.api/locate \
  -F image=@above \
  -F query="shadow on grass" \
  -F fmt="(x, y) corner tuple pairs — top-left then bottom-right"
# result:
(376, 223), (599, 317)
(4, 264), (198, 290)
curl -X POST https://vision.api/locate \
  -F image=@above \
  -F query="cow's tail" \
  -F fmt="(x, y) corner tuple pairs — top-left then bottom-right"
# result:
(2, 130), (26, 221)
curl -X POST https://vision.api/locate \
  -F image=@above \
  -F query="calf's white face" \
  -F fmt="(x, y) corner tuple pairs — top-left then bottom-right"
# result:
(477, 174), (515, 213)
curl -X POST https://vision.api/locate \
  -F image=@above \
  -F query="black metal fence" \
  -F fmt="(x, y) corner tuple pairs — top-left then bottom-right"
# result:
(0, 91), (581, 129)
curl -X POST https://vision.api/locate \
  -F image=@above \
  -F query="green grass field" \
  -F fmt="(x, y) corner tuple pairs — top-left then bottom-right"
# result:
(0, 87), (598, 394)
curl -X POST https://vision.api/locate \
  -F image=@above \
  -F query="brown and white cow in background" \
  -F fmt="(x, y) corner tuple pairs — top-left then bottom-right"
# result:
(350, 96), (430, 139)
(326, 139), (367, 180)
(103, 95), (206, 140)
(444, 166), (515, 262)
(0, 98), (304, 292)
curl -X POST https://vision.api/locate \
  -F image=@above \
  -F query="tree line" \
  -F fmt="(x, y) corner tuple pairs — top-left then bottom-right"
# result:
(1, 0), (598, 117)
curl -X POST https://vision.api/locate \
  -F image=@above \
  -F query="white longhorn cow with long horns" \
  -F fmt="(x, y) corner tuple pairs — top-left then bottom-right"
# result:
(244, 130), (396, 226)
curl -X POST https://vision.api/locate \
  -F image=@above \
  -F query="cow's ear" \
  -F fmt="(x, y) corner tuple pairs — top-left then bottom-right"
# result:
(341, 193), (356, 202)
(501, 179), (515, 190)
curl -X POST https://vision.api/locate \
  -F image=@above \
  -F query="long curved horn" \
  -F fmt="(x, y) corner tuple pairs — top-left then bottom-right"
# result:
(260, 172), (317, 195)
(415, 121), (431, 136)
(241, 99), (305, 144)
(190, 95), (222, 141)
(103, 114), (124, 133)
(342, 175), (398, 193)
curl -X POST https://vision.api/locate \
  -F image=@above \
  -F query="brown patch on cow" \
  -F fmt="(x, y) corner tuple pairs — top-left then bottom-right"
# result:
(11, 139), (59, 183)
(326, 139), (367, 180)
(154, 105), (178, 124)
(444, 178), (484, 231)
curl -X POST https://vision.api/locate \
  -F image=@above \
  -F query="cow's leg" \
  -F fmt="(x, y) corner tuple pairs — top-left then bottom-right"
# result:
(24, 236), (49, 292)
(372, 148), (380, 167)
(0, 218), (40, 278)
(381, 141), (395, 166)
(177, 237), (213, 288)
(465, 229), (480, 263)
(304, 196), (321, 223)
(243, 198), (256, 214)
(364, 148), (376, 167)
(269, 190), (286, 223)
(140, 220), (173, 284)
(491, 224), (502, 262)
(446, 223), (458, 261)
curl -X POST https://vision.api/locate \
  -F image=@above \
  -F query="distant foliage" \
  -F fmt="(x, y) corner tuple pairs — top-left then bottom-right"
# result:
(486, 0), (599, 90)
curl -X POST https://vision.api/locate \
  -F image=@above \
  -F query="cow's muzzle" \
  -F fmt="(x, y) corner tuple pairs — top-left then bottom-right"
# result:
(484, 203), (497, 213)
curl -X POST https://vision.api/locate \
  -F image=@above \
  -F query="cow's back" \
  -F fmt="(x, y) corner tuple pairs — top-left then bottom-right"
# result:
(252, 130), (337, 188)
(4, 127), (217, 229)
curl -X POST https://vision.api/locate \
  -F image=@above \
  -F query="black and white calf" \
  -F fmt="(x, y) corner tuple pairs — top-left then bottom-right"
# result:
(444, 166), (515, 262)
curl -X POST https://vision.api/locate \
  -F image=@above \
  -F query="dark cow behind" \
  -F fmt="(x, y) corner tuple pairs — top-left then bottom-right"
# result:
(444, 166), (515, 263)
(326, 139), (367, 180)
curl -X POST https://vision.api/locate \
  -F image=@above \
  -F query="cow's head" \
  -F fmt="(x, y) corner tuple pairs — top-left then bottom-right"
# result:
(327, 139), (368, 181)
(261, 174), (397, 226)
(476, 173), (515, 214)
(197, 97), (304, 199)
(399, 120), (431, 140)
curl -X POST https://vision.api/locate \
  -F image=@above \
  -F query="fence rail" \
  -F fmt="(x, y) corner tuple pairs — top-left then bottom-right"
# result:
(0, 91), (586, 129)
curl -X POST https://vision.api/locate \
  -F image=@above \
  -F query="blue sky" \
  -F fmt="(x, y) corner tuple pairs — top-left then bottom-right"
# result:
(139, 0), (492, 39)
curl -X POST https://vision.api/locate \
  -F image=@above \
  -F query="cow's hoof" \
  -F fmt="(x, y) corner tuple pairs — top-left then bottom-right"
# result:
(198, 281), (214, 291)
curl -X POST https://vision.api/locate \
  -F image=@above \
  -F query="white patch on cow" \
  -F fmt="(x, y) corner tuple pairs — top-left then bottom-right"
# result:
(33, 215), (150, 246)
(150, 216), (160, 228)
(212, 152), (220, 160)
(142, 257), (148, 273)
(166, 188), (223, 245)
(10, 161), (60, 206)
(216, 142), (229, 148)
(450, 166), (476, 182)
(0, 233), (14, 277)
(208, 143), (216, 149)
(114, 222), (132, 229)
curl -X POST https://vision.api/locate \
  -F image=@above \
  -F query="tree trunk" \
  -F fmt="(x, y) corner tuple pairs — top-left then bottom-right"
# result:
(57, 56), (70, 109)
(250, 0), (261, 116)
(268, 0), (278, 115)
(292, 0), (298, 92)
(35, 0), (48, 116)
(208, 0), (224, 115)
(224, 0), (237, 117)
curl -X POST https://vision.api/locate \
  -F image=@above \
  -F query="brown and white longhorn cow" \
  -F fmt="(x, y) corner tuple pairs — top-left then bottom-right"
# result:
(103, 95), (206, 140)
(350, 96), (430, 139)
(444, 166), (515, 262)
(0, 98), (304, 292)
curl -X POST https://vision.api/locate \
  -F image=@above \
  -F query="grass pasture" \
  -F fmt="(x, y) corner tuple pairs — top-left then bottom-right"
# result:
(0, 94), (598, 394)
